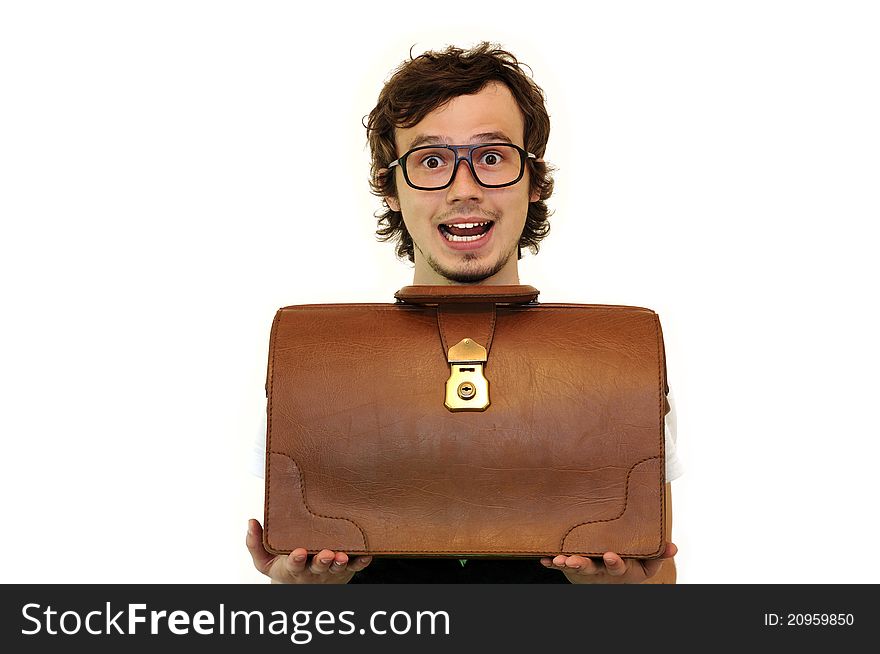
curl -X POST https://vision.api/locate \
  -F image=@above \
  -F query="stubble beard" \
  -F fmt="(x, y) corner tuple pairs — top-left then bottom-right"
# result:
(418, 238), (519, 284)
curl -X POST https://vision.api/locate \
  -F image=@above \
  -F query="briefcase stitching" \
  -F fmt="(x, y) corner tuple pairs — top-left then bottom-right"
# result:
(266, 450), (368, 552)
(435, 303), (497, 356)
(655, 312), (667, 554)
(558, 454), (663, 554)
(265, 453), (661, 557)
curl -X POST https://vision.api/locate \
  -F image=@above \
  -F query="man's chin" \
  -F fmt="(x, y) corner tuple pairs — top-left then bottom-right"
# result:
(438, 268), (497, 284)
(428, 254), (507, 285)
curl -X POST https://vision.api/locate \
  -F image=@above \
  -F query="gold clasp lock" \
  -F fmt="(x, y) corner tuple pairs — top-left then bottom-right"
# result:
(445, 338), (490, 412)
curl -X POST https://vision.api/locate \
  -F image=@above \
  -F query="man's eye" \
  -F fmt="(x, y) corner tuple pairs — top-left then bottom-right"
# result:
(479, 152), (503, 166)
(421, 156), (445, 169)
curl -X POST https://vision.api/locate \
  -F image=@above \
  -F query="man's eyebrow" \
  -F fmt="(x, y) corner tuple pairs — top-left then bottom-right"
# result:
(407, 131), (515, 150)
(471, 131), (515, 144)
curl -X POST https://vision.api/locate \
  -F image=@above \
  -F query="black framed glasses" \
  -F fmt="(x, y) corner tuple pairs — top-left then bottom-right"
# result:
(387, 142), (538, 191)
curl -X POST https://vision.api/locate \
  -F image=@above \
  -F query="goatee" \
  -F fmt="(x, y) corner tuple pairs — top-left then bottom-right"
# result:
(419, 242), (518, 284)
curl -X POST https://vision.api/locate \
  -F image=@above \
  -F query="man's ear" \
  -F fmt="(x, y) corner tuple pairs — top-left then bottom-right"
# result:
(385, 196), (400, 212)
(529, 158), (545, 203)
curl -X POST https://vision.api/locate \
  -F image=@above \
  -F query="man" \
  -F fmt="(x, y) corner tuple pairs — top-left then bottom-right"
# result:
(246, 42), (682, 583)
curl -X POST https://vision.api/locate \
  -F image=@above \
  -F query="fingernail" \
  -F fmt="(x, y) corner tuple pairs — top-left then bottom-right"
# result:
(294, 555), (306, 562)
(604, 556), (615, 566)
(246, 521), (254, 535)
(320, 558), (332, 564)
(332, 561), (345, 567)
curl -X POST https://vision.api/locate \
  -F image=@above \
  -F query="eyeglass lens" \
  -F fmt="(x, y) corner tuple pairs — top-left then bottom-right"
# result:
(406, 145), (522, 189)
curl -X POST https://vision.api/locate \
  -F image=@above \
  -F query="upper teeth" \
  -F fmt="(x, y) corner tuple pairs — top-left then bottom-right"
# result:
(447, 221), (489, 228)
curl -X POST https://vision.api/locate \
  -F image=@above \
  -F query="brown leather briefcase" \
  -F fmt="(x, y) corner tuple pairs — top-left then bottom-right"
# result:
(263, 285), (669, 559)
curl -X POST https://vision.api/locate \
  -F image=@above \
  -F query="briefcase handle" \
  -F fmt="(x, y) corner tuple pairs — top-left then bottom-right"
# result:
(394, 285), (540, 305)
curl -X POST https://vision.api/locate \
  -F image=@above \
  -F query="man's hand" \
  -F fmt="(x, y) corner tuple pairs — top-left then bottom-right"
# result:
(540, 542), (678, 584)
(246, 519), (372, 584)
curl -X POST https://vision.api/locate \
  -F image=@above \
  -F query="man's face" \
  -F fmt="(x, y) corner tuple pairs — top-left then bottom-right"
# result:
(385, 81), (539, 284)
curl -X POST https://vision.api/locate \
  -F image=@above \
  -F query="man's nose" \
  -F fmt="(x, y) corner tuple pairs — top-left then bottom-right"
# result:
(446, 156), (483, 199)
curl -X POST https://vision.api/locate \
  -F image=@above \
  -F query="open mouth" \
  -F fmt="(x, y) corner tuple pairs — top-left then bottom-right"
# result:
(438, 220), (494, 243)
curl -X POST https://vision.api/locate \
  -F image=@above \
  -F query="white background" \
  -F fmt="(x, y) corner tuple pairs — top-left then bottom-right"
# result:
(1, 1), (878, 583)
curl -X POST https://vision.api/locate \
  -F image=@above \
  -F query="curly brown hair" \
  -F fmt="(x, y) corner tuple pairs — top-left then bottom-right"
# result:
(364, 42), (555, 263)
